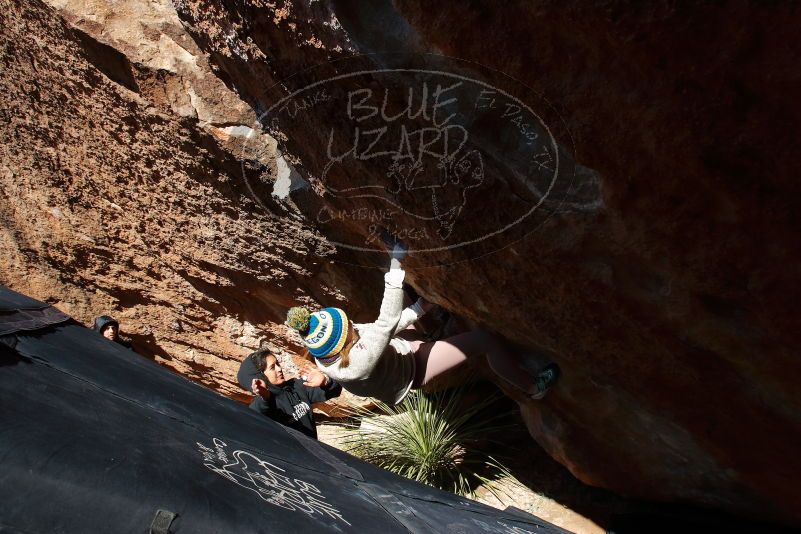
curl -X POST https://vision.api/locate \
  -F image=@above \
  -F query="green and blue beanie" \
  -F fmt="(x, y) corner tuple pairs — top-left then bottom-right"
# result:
(286, 306), (349, 360)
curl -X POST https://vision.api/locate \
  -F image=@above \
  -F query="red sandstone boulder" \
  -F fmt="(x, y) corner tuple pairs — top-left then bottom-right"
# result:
(2, 0), (801, 527)
(171, 1), (801, 526)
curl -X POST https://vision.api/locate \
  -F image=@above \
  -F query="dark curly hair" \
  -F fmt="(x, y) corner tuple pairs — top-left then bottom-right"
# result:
(249, 349), (275, 373)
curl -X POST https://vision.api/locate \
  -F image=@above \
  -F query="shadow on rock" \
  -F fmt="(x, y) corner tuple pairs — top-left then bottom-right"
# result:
(126, 332), (173, 361)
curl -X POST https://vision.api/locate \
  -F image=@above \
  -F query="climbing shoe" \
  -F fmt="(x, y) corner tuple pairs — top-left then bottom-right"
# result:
(530, 363), (560, 400)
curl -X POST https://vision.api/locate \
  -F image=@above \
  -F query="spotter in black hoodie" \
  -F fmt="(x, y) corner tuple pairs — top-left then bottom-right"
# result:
(237, 352), (342, 440)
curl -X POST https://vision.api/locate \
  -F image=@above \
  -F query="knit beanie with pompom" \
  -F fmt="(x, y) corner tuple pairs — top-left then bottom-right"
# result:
(286, 306), (349, 360)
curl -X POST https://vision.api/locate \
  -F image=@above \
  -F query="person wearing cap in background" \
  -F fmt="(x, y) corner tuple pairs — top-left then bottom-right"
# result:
(237, 349), (342, 440)
(92, 315), (134, 351)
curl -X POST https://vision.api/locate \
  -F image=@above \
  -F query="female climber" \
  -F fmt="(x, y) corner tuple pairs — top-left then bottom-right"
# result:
(284, 243), (560, 406)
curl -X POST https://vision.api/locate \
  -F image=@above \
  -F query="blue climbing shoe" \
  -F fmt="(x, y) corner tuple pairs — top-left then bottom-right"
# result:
(530, 363), (560, 400)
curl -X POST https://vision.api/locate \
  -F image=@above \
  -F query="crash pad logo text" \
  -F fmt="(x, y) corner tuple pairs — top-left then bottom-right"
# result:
(197, 438), (351, 526)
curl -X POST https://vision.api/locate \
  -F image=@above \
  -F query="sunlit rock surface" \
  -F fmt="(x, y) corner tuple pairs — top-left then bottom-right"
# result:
(172, 0), (801, 526)
(0, 0), (380, 400)
(1, 0), (800, 527)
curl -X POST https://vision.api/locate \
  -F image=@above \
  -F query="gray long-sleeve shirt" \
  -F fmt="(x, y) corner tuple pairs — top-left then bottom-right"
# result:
(314, 268), (424, 405)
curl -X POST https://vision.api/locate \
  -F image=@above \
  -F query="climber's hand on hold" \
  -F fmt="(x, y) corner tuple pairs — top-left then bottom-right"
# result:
(418, 297), (436, 314)
(378, 229), (407, 269)
(389, 241), (407, 270)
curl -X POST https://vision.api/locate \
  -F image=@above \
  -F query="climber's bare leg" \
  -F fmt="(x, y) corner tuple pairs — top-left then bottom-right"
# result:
(409, 329), (559, 397)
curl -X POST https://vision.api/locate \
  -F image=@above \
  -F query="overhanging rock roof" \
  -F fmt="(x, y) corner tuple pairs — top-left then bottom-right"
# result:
(0, 285), (569, 533)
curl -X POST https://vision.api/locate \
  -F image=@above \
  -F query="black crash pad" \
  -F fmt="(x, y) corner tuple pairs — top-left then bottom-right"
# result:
(0, 285), (569, 534)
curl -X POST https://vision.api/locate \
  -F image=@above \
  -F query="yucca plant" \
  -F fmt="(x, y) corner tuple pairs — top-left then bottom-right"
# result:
(335, 385), (516, 498)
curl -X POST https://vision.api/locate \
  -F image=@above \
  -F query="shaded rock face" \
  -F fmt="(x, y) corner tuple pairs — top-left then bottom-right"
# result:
(2, 0), (801, 528)
(169, 0), (801, 526)
(0, 0), (381, 401)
